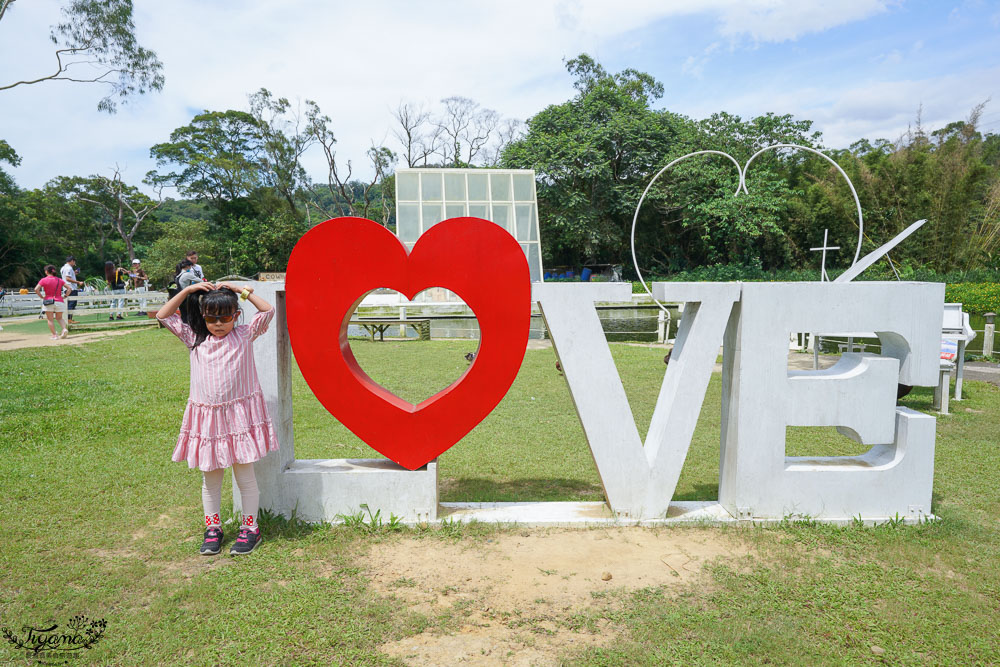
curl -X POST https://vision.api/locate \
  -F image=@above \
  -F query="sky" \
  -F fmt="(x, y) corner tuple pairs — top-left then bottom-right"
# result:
(2, 0), (999, 193)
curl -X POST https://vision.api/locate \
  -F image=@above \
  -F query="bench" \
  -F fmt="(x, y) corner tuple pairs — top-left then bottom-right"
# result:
(350, 318), (431, 342)
(933, 303), (977, 414)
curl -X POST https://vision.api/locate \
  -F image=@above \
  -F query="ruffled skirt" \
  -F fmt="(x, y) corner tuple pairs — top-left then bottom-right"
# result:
(172, 390), (279, 471)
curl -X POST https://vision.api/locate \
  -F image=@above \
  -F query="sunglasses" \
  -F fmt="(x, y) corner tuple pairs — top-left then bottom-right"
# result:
(202, 312), (238, 324)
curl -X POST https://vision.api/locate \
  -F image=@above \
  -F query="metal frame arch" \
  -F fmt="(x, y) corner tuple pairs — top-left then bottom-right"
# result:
(630, 150), (744, 313)
(742, 143), (864, 266)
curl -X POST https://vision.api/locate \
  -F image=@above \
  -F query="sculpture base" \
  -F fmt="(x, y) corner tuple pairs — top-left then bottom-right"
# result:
(248, 458), (438, 524)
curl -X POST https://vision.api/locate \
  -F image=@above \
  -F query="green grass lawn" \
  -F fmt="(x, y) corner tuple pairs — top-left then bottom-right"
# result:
(2, 330), (998, 665)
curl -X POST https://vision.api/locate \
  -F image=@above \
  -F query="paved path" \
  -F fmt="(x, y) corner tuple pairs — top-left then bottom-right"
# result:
(955, 362), (1000, 387)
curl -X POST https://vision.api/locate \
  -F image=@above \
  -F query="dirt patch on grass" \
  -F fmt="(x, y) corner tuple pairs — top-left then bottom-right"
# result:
(0, 327), (140, 350)
(366, 526), (747, 665)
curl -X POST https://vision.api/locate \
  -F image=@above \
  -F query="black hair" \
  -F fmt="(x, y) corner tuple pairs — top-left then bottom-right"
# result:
(170, 260), (198, 322)
(66, 255), (75, 262)
(44, 264), (58, 276)
(189, 287), (240, 349)
(104, 261), (116, 282)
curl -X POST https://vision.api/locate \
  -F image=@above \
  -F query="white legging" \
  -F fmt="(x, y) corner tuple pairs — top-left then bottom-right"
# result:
(202, 463), (259, 527)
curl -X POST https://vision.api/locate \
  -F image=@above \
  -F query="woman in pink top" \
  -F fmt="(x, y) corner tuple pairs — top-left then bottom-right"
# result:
(34, 264), (70, 340)
(157, 281), (278, 556)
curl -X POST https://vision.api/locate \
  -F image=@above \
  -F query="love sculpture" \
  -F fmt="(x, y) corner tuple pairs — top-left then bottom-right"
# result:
(234, 216), (943, 525)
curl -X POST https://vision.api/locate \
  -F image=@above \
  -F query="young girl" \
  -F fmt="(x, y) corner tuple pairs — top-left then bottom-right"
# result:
(157, 281), (278, 556)
(34, 264), (70, 340)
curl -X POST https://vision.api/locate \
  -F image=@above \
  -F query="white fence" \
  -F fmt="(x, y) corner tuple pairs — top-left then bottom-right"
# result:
(0, 291), (169, 317)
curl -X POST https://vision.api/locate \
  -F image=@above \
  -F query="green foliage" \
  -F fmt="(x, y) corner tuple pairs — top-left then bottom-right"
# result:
(944, 282), (1000, 314)
(148, 109), (265, 208)
(503, 55), (824, 273)
(7, 54), (1000, 285)
(143, 217), (218, 286)
(631, 265), (1000, 289)
(227, 212), (309, 275)
(502, 54), (689, 267)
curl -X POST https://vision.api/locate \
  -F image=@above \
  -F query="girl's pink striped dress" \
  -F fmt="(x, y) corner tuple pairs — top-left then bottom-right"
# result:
(160, 309), (279, 471)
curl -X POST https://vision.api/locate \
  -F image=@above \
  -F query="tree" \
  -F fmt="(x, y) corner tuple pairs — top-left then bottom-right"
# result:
(248, 87), (315, 217)
(143, 218), (217, 286)
(502, 54), (693, 268)
(0, 140), (34, 286)
(435, 96), (500, 167)
(306, 100), (397, 223)
(801, 104), (1000, 274)
(0, 0), (164, 113)
(148, 110), (265, 210)
(75, 168), (162, 261)
(392, 101), (441, 168)
(228, 213), (308, 275)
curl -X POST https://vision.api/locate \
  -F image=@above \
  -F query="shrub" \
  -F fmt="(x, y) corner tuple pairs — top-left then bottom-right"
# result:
(944, 283), (1000, 314)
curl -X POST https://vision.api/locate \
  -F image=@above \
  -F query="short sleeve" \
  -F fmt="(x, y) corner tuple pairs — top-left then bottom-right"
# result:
(158, 312), (196, 348)
(249, 308), (275, 341)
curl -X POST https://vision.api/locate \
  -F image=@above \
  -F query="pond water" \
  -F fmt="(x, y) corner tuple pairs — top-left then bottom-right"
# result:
(347, 305), (678, 342)
(348, 306), (991, 356)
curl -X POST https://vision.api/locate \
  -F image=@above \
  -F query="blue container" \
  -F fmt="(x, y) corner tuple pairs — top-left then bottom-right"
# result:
(581, 268), (592, 282)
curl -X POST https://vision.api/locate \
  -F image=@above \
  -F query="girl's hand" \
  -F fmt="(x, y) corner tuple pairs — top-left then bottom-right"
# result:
(218, 281), (251, 294)
(186, 282), (214, 293)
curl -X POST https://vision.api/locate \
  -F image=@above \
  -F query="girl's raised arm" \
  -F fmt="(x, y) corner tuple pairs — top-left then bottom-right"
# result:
(218, 282), (272, 313)
(157, 282), (214, 319)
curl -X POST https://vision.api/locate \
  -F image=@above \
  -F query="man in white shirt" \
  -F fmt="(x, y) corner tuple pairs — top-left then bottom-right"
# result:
(60, 255), (84, 323)
(186, 250), (204, 281)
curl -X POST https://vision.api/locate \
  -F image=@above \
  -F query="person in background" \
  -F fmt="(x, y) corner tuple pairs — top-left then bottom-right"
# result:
(174, 259), (202, 324)
(130, 258), (149, 315)
(35, 264), (70, 339)
(60, 255), (84, 324)
(186, 250), (204, 281)
(105, 261), (128, 320)
(177, 259), (203, 290)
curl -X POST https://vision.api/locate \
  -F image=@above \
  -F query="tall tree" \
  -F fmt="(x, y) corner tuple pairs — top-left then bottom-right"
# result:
(75, 168), (162, 261)
(248, 88), (315, 217)
(392, 101), (441, 168)
(0, 0), (164, 113)
(502, 54), (691, 268)
(148, 110), (265, 210)
(306, 100), (397, 223)
(0, 140), (34, 285)
(436, 96), (500, 167)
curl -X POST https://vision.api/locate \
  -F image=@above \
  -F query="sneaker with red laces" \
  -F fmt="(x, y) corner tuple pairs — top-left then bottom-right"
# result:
(200, 527), (224, 555)
(230, 527), (262, 555)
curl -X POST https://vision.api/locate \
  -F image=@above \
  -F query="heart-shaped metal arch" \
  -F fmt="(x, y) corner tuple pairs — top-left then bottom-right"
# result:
(740, 143), (864, 265)
(630, 143), (866, 311)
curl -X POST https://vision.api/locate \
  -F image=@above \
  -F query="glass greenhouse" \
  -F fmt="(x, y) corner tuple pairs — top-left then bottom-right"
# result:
(394, 168), (544, 282)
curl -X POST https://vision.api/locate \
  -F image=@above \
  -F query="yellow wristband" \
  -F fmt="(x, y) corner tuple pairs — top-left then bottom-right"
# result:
(239, 288), (250, 301)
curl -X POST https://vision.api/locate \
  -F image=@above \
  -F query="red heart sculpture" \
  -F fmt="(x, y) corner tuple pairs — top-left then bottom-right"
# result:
(285, 216), (531, 470)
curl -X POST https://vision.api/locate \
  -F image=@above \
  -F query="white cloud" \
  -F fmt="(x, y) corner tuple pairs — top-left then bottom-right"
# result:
(876, 49), (904, 65)
(678, 66), (1000, 149)
(682, 42), (720, 79)
(0, 0), (990, 194)
(713, 0), (893, 43)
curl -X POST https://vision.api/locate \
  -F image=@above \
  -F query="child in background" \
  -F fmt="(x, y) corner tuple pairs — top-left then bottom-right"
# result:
(156, 281), (278, 555)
